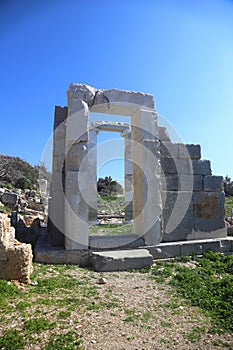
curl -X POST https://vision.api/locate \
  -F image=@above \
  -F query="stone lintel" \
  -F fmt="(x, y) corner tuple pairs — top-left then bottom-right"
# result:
(68, 83), (155, 111)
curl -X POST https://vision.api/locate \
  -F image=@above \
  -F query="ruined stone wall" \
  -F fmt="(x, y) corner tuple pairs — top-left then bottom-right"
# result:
(159, 128), (226, 242)
(0, 214), (33, 283)
(48, 85), (226, 250)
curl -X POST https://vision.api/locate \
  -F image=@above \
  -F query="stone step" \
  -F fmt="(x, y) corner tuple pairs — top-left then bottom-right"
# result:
(146, 237), (233, 259)
(91, 249), (153, 272)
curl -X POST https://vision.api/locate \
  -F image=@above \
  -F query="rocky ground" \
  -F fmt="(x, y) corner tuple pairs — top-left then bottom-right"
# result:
(0, 262), (232, 350)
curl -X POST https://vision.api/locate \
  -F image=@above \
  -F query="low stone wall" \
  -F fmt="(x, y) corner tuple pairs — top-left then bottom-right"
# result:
(0, 214), (33, 283)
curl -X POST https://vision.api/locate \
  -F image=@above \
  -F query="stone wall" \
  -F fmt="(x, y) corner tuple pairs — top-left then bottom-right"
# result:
(0, 214), (33, 283)
(160, 129), (226, 241)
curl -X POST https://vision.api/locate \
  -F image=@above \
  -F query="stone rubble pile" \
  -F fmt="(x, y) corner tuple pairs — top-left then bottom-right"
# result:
(0, 187), (48, 248)
(0, 213), (33, 283)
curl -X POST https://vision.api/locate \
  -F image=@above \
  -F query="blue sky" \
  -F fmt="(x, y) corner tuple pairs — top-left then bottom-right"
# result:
(1, 0), (233, 183)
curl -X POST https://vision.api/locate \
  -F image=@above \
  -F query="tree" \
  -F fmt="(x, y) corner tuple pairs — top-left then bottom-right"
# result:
(223, 175), (233, 197)
(97, 176), (123, 195)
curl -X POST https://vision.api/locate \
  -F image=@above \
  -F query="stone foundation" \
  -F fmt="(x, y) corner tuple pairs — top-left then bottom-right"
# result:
(0, 214), (33, 283)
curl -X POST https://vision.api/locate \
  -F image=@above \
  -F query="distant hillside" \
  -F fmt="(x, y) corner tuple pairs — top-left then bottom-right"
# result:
(0, 155), (39, 190)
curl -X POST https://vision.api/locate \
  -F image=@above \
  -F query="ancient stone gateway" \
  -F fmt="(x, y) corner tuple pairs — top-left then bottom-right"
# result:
(49, 84), (162, 250)
(41, 83), (233, 268)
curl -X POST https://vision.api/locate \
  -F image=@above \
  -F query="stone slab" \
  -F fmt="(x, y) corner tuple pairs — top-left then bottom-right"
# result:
(68, 84), (155, 109)
(34, 235), (89, 266)
(146, 237), (233, 259)
(91, 249), (153, 272)
(89, 234), (144, 250)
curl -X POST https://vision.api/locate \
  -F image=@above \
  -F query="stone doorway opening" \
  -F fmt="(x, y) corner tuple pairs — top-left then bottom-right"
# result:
(87, 114), (134, 239)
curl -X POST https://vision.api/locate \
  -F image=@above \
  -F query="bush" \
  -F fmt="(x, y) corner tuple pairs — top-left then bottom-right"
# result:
(14, 177), (32, 190)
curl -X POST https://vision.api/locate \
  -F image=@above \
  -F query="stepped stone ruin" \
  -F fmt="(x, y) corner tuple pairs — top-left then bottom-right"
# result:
(35, 83), (233, 270)
(0, 214), (33, 283)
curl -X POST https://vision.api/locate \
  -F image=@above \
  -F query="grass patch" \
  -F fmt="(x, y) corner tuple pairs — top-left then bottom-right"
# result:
(99, 194), (119, 201)
(89, 223), (133, 236)
(170, 251), (233, 333)
(0, 205), (10, 214)
(225, 196), (233, 216)
(45, 331), (84, 350)
(185, 326), (206, 342)
(0, 329), (26, 349)
(24, 317), (57, 333)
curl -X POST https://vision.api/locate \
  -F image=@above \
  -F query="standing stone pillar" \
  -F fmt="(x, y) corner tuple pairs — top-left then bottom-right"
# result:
(88, 127), (98, 224)
(131, 109), (162, 245)
(49, 106), (67, 246)
(122, 130), (133, 222)
(64, 99), (89, 250)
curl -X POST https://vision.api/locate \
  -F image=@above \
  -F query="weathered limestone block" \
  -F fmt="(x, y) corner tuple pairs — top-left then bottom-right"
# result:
(186, 144), (201, 159)
(160, 142), (179, 159)
(204, 176), (223, 192)
(0, 214), (33, 283)
(158, 126), (171, 142)
(64, 171), (88, 250)
(132, 109), (157, 142)
(68, 84), (154, 109)
(54, 106), (68, 129)
(192, 160), (211, 175)
(1, 192), (18, 206)
(65, 142), (88, 171)
(162, 203), (193, 242)
(160, 157), (176, 174)
(161, 174), (179, 191)
(161, 191), (194, 241)
(49, 192), (64, 246)
(68, 83), (97, 104)
(68, 84), (155, 116)
(132, 109), (161, 245)
(66, 100), (89, 145)
(192, 191), (226, 235)
(161, 157), (192, 175)
(179, 174), (203, 191)
(178, 144), (201, 159)
(91, 249), (153, 272)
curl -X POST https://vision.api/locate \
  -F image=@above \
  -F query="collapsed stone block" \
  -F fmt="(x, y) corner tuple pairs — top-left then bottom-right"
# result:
(0, 214), (33, 283)
(1, 192), (18, 206)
